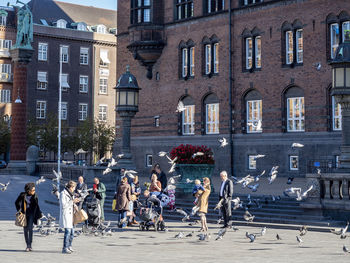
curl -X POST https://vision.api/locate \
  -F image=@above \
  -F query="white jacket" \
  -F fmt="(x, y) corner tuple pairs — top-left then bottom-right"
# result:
(59, 189), (74, 228)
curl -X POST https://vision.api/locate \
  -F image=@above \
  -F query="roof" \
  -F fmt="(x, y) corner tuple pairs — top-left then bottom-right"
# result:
(28, 0), (117, 29)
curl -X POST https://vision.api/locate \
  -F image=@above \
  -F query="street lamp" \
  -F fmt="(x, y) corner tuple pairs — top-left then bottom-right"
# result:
(330, 30), (350, 168)
(114, 65), (140, 168)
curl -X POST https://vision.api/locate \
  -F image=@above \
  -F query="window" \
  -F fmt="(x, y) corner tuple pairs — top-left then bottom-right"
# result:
(56, 19), (67, 28)
(131, 0), (151, 24)
(330, 23), (340, 59)
(99, 78), (108, 94)
(242, 0), (263, 6)
(97, 25), (107, 34)
(335, 155), (340, 168)
(206, 103), (219, 134)
(289, 156), (299, 170)
(287, 97), (304, 132)
(36, 101), (46, 119)
(80, 47), (89, 65)
(77, 22), (86, 31)
(37, 71), (48, 90)
(60, 45), (69, 63)
(146, 154), (153, 167)
(154, 116), (160, 127)
(60, 102), (67, 120)
(0, 39), (12, 49)
(182, 105), (195, 135)
(79, 75), (88, 93)
(59, 73), (70, 90)
(332, 96), (342, 131)
(213, 43), (219, 73)
(205, 0), (224, 14)
(181, 48), (188, 78)
(189, 47), (195, 76)
(296, 29), (303, 63)
(98, 105), (108, 121)
(248, 155), (257, 170)
(38, 43), (48, 61)
(175, 0), (194, 20)
(180, 41), (195, 79)
(0, 89), (10, 103)
(205, 44), (211, 74)
(78, 103), (88, 121)
(245, 37), (253, 69)
(286, 31), (293, 64)
(255, 37), (261, 68)
(343, 21), (350, 41)
(0, 15), (7, 26)
(100, 49), (110, 66)
(0, 64), (11, 74)
(247, 100), (262, 133)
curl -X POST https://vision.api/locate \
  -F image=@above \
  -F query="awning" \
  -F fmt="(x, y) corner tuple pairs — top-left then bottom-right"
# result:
(100, 50), (110, 64)
(37, 72), (47, 82)
(60, 74), (70, 88)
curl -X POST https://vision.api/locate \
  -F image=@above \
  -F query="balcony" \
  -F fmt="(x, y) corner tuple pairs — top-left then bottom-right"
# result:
(0, 73), (13, 83)
(0, 49), (11, 58)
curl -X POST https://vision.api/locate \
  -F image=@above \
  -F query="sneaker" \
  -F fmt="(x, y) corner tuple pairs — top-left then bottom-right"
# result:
(25, 248), (30, 252)
(62, 248), (72, 254)
(68, 246), (75, 252)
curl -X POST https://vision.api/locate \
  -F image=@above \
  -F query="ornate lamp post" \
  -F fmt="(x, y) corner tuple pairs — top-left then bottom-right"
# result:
(330, 30), (350, 169)
(114, 66), (140, 168)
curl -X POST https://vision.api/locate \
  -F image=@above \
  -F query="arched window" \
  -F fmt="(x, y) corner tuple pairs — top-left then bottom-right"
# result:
(179, 40), (195, 79)
(97, 25), (107, 34)
(180, 96), (195, 135)
(56, 19), (67, 28)
(242, 27), (262, 72)
(203, 93), (219, 134)
(202, 35), (220, 76)
(281, 20), (303, 67)
(77, 22), (87, 31)
(244, 90), (262, 133)
(284, 86), (304, 132)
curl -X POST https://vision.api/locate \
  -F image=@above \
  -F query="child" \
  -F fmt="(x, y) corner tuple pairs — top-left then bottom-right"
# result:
(192, 179), (205, 205)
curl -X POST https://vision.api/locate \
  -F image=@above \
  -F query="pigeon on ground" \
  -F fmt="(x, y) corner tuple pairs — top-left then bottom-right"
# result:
(188, 220), (200, 226)
(175, 232), (184, 239)
(246, 232), (256, 243)
(219, 137), (228, 147)
(243, 211), (255, 222)
(186, 233), (193, 237)
(260, 227), (267, 236)
(276, 234), (282, 240)
(330, 222), (349, 236)
(35, 176), (46, 185)
(216, 228), (227, 240)
(343, 245), (350, 253)
(292, 143), (304, 148)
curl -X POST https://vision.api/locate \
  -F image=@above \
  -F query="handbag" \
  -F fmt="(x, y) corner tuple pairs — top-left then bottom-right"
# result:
(15, 198), (27, 227)
(73, 205), (88, 225)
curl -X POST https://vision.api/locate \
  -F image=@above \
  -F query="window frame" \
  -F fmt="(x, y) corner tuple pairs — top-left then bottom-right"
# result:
(38, 42), (48, 61)
(98, 104), (108, 122)
(205, 44), (212, 75)
(36, 100), (47, 119)
(189, 46), (195, 76)
(285, 30), (294, 65)
(146, 154), (153, 167)
(0, 89), (11, 103)
(248, 155), (257, 170)
(175, 0), (194, 21)
(79, 75), (89, 93)
(78, 103), (88, 121)
(130, 0), (151, 25)
(213, 43), (219, 73)
(205, 103), (219, 134)
(246, 99), (262, 133)
(245, 37), (253, 70)
(330, 23), (340, 60)
(287, 97), (305, 132)
(254, 36), (261, 69)
(61, 102), (67, 120)
(99, 77), (108, 94)
(181, 47), (188, 78)
(0, 15), (7, 26)
(205, 0), (225, 14)
(60, 45), (69, 63)
(56, 19), (67, 28)
(289, 155), (299, 171)
(0, 39), (12, 49)
(296, 29), (303, 63)
(80, 47), (89, 65)
(182, 105), (195, 135)
(332, 96), (342, 131)
(37, 71), (48, 90)
(59, 73), (70, 90)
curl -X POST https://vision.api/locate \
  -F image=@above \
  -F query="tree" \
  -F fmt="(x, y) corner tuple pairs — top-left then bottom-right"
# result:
(93, 120), (115, 160)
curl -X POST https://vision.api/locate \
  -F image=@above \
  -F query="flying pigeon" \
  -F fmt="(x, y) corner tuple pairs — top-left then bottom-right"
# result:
(35, 176), (46, 185)
(330, 222), (349, 236)
(175, 208), (190, 222)
(214, 199), (224, 210)
(219, 137), (228, 147)
(268, 166), (279, 184)
(296, 185), (314, 201)
(248, 183), (260, 192)
(286, 177), (294, 185)
(52, 169), (62, 182)
(176, 101), (186, 113)
(186, 178), (194, 184)
(192, 152), (204, 158)
(108, 158), (117, 167)
(158, 151), (168, 157)
(244, 210), (255, 222)
(0, 181), (10, 192)
(254, 170), (265, 182)
(299, 226), (307, 236)
(103, 167), (112, 175)
(292, 143), (304, 148)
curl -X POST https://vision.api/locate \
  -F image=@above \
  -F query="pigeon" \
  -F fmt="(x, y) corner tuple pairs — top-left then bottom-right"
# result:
(247, 194), (252, 206)
(52, 169), (62, 182)
(186, 178), (194, 184)
(253, 154), (265, 159)
(35, 176), (46, 185)
(186, 233), (193, 237)
(284, 187), (301, 198)
(175, 208), (190, 222)
(166, 155), (177, 165)
(296, 185), (314, 201)
(246, 232), (256, 243)
(108, 158), (117, 167)
(292, 143), (304, 148)
(244, 210), (255, 222)
(51, 184), (59, 199)
(260, 227), (267, 236)
(214, 199), (224, 210)
(198, 233), (206, 241)
(268, 166), (279, 184)
(192, 152), (204, 158)
(341, 233), (348, 239)
(331, 222), (349, 236)
(296, 236), (303, 245)
(317, 168), (321, 175)
(216, 218), (223, 224)
(343, 245), (350, 253)
(95, 157), (105, 166)
(0, 181), (10, 192)
(103, 167), (112, 175)
(191, 206), (199, 216)
(253, 199), (262, 209)
(237, 175), (254, 187)
(256, 120), (262, 131)
(168, 174), (181, 185)
(158, 151), (168, 157)
(254, 170), (265, 182)
(299, 226), (307, 236)
(287, 177), (294, 185)
(176, 101), (186, 113)
(117, 154), (124, 158)
(216, 228), (227, 240)
(219, 137), (228, 147)
(276, 234), (282, 240)
(168, 163), (176, 174)
(125, 169), (138, 178)
(248, 183), (260, 192)
(231, 197), (241, 210)
(175, 232), (184, 239)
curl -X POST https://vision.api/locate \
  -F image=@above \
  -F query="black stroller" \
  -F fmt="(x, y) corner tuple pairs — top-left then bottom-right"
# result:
(138, 196), (165, 231)
(82, 193), (104, 234)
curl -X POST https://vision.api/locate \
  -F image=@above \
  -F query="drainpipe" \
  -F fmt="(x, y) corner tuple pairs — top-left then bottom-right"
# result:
(228, 0), (234, 177)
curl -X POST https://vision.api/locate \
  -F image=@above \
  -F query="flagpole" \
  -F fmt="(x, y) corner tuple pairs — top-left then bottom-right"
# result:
(58, 46), (62, 190)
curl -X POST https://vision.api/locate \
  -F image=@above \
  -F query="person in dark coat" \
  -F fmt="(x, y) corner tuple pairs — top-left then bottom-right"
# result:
(218, 171), (234, 228)
(75, 176), (87, 210)
(93, 177), (106, 221)
(115, 168), (125, 193)
(116, 177), (131, 228)
(152, 164), (167, 191)
(15, 182), (43, 252)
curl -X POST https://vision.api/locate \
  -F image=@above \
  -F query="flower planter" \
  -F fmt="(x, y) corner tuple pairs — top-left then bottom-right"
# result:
(175, 164), (215, 196)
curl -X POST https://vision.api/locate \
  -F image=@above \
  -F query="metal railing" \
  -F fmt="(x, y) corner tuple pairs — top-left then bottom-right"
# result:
(37, 162), (84, 181)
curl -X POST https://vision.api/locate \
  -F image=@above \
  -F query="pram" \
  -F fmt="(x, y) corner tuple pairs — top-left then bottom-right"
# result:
(138, 196), (165, 231)
(82, 194), (105, 234)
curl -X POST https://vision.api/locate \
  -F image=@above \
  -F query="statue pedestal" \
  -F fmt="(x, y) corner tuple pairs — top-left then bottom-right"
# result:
(9, 48), (34, 162)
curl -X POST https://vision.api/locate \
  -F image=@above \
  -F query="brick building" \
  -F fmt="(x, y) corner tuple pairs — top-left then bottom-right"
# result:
(116, 0), (350, 177)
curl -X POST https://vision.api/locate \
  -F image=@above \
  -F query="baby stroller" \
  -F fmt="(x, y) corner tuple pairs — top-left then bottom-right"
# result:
(138, 197), (165, 231)
(82, 194), (103, 234)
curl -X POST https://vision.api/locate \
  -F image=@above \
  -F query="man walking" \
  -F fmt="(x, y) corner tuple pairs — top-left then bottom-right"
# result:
(219, 171), (233, 228)
(93, 177), (106, 221)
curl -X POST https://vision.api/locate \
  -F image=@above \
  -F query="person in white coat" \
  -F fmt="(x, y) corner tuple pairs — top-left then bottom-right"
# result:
(59, 180), (79, 254)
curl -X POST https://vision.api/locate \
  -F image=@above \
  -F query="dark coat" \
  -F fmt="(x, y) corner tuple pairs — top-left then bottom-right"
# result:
(15, 192), (42, 225)
(116, 182), (131, 211)
(219, 179), (234, 217)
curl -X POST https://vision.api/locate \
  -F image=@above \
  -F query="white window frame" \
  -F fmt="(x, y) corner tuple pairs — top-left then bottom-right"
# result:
(59, 73), (70, 90)
(60, 45), (69, 63)
(296, 29), (303, 63)
(61, 102), (67, 120)
(190, 47), (195, 76)
(100, 49), (110, 66)
(248, 155), (257, 170)
(79, 75), (88, 93)
(80, 47), (89, 65)
(246, 100), (262, 133)
(56, 19), (67, 28)
(77, 22), (86, 31)
(213, 43), (219, 73)
(37, 71), (48, 90)
(332, 96), (342, 131)
(38, 43), (48, 61)
(99, 78), (108, 94)
(182, 105), (195, 135)
(78, 103), (88, 121)
(0, 89), (11, 103)
(330, 23), (339, 59)
(0, 15), (7, 26)
(287, 97), (305, 132)
(254, 36), (261, 68)
(36, 100), (47, 119)
(286, 31), (293, 64)
(0, 64), (11, 74)
(182, 48), (188, 78)
(97, 25), (107, 34)
(289, 155), (299, 171)
(98, 104), (108, 122)
(0, 39), (12, 49)
(342, 21), (350, 42)
(206, 103), (219, 134)
(205, 44), (211, 74)
(246, 37), (253, 69)
(146, 154), (153, 167)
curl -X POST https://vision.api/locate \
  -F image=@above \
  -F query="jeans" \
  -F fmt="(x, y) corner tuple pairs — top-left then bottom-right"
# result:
(100, 198), (105, 221)
(23, 214), (34, 248)
(63, 228), (74, 249)
(118, 210), (127, 228)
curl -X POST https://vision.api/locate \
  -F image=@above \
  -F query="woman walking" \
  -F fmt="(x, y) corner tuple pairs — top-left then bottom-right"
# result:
(60, 180), (80, 254)
(195, 177), (211, 232)
(15, 182), (43, 252)
(116, 177), (131, 228)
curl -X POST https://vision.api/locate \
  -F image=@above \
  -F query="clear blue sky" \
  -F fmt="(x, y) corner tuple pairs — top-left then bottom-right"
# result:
(6, 0), (117, 10)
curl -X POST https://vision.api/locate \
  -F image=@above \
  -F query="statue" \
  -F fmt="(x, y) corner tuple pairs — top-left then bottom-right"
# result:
(11, 0), (33, 49)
